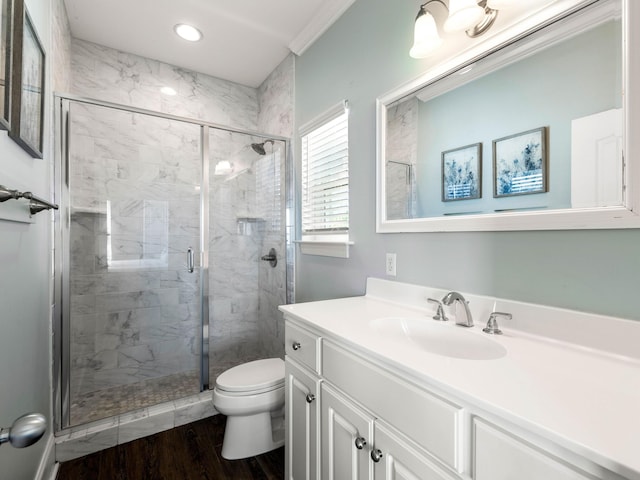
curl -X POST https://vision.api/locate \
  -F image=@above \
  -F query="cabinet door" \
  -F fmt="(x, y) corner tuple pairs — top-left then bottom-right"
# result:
(322, 384), (374, 480)
(373, 422), (455, 480)
(474, 419), (591, 480)
(286, 358), (321, 480)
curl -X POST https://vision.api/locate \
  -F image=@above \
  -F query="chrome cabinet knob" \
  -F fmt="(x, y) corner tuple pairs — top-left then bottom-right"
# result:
(371, 448), (383, 463)
(354, 436), (367, 450)
(292, 341), (301, 351)
(305, 393), (315, 403)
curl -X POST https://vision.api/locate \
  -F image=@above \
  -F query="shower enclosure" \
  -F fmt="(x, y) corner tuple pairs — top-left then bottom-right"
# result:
(54, 96), (289, 428)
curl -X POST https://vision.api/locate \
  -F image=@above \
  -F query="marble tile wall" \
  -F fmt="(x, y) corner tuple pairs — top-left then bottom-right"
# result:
(256, 146), (287, 359)
(51, 0), (71, 93)
(208, 129), (262, 378)
(71, 39), (259, 132)
(385, 97), (418, 219)
(68, 103), (202, 398)
(65, 35), (294, 422)
(256, 54), (295, 360)
(206, 129), (281, 378)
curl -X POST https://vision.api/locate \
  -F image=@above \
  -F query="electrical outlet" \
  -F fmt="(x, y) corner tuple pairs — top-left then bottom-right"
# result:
(385, 253), (397, 276)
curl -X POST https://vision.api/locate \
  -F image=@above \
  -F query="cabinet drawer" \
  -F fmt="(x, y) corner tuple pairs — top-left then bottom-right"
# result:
(285, 359), (320, 480)
(285, 321), (320, 373)
(374, 422), (457, 480)
(323, 340), (464, 472)
(474, 419), (590, 480)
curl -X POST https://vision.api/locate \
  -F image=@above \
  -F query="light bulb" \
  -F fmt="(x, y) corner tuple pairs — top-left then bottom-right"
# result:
(444, 0), (484, 32)
(409, 9), (442, 58)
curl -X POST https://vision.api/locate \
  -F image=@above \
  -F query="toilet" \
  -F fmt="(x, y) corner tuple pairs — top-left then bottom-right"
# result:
(212, 358), (285, 460)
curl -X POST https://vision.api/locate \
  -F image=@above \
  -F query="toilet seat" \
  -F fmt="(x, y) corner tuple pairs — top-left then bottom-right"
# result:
(215, 358), (284, 395)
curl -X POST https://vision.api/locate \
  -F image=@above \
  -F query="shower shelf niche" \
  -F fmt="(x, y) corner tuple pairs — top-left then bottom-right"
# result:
(237, 217), (265, 236)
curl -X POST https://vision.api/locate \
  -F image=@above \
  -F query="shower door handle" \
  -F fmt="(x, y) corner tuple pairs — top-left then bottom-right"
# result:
(187, 248), (195, 273)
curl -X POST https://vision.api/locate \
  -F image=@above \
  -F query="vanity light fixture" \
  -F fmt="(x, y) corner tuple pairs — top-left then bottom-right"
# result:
(410, 0), (502, 58)
(174, 23), (203, 42)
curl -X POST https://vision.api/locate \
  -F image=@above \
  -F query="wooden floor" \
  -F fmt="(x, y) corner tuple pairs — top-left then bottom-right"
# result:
(56, 415), (284, 480)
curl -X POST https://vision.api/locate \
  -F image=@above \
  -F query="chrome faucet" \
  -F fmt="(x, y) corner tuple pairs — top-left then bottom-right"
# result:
(442, 291), (473, 327)
(427, 298), (448, 321)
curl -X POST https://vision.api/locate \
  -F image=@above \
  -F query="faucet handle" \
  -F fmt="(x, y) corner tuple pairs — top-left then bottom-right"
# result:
(427, 298), (448, 321)
(483, 312), (512, 335)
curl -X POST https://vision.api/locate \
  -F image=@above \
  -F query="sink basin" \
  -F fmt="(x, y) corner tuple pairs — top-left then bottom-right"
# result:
(369, 317), (507, 360)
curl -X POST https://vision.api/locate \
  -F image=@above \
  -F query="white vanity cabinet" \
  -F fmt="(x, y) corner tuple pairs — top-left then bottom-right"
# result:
(373, 422), (457, 480)
(321, 383), (373, 479)
(321, 382), (454, 480)
(285, 320), (461, 480)
(282, 295), (635, 480)
(285, 322), (322, 480)
(285, 358), (320, 480)
(473, 419), (592, 480)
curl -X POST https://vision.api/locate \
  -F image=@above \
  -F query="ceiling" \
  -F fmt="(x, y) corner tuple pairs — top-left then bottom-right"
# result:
(63, 0), (357, 88)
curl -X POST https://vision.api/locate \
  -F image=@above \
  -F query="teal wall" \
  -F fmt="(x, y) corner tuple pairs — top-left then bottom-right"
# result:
(0, 0), (55, 477)
(295, 0), (640, 321)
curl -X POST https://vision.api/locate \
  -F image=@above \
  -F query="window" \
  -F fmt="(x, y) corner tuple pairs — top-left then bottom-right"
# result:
(301, 104), (349, 242)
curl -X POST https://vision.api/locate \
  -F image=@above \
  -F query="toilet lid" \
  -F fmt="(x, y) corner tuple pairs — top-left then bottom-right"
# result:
(215, 358), (285, 393)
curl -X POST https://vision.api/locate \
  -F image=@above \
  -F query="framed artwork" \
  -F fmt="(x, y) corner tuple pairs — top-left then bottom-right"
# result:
(441, 142), (482, 202)
(493, 127), (547, 197)
(0, 0), (12, 130)
(9, 0), (45, 158)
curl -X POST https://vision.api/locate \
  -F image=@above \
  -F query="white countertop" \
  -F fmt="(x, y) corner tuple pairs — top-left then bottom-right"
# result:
(279, 278), (640, 479)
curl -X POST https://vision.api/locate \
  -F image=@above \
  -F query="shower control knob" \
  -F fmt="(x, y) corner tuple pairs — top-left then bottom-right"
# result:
(354, 436), (367, 450)
(371, 448), (384, 463)
(260, 247), (277, 267)
(292, 341), (301, 351)
(305, 393), (316, 404)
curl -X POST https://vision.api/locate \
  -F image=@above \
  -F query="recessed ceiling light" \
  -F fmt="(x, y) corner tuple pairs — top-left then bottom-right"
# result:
(174, 23), (202, 42)
(160, 86), (177, 96)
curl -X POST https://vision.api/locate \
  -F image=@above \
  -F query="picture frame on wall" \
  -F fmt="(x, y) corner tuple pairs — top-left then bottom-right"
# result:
(0, 0), (12, 130)
(9, 0), (45, 158)
(441, 142), (482, 202)
(493, 127), (547, 198)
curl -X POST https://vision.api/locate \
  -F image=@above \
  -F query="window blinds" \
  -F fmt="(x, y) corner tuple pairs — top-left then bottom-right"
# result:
(301, 111), (349, 234)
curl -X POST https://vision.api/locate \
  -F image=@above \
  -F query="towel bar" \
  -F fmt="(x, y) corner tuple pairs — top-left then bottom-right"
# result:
(0, 185), (59, 215)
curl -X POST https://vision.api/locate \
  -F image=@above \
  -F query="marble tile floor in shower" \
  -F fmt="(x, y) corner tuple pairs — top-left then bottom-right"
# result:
(70, 371), (200, 425)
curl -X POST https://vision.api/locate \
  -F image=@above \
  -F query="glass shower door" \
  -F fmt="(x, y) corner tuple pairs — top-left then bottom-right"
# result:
(64, 101), (202, 426)
(207, 128), (287, 382)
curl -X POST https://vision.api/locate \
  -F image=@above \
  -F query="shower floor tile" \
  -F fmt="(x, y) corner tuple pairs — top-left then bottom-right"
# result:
(70, 371), (200, 426)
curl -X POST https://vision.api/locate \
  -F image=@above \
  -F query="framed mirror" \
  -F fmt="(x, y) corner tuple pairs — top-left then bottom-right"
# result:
(0, 0), (12, 130)
(376, 0), (640, 232)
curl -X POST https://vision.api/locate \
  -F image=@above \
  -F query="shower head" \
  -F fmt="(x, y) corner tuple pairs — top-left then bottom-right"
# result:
(251, 139), (275, 156)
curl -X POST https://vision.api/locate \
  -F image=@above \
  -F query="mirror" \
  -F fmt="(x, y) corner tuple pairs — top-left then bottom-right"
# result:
(377, 0), (640, 232)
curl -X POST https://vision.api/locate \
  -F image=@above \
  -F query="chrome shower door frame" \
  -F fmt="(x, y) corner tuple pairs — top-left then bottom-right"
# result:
(53, 93), (289, 430)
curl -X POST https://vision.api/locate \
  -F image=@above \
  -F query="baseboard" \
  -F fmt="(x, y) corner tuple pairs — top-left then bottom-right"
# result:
(34, 433), (58, 480)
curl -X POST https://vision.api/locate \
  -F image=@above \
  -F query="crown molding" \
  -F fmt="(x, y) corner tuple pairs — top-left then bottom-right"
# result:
(288, 0), (357, 55)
